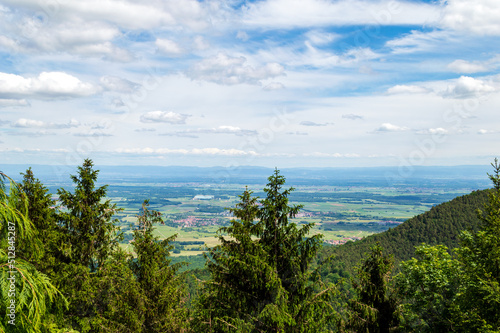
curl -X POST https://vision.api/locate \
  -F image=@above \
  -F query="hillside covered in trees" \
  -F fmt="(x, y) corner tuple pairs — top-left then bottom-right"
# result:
(320, 188), (490, 279)
(1, 159), (500, 332)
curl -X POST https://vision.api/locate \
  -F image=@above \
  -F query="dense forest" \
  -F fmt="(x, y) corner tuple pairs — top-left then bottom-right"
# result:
(1, 159), (500, 332)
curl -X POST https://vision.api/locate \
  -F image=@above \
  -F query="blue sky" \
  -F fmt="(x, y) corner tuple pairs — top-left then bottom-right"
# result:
(0, 0), (499, 168)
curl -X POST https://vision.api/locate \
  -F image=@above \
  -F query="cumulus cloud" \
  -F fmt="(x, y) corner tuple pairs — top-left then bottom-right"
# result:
(442, 76), (495, 98)
(342, 114), (363, 120)
(374, 123), (409, 132)
(440, 0), (500, 36)
(241, 0), (440, 28)
(12, 118), (80, 129)
(478, 129), (498, 134)
(1, 0), (210, 31)
(447, 60), (489, 73)
(416, 127), (449, 135)
(156, 38), (184, 56)
(140, 111), (191, 124)
(300, 121), (333, 126)
(188, 53), (285, 85)
(387, 84), (431, 94)
(0, 72), (97, 99)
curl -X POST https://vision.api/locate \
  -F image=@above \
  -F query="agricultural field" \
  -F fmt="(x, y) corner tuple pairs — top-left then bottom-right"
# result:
(108, 183), (472, 257)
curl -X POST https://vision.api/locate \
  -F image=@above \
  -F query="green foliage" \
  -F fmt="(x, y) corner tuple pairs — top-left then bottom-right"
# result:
(346, 244), (400, 333)
(0, 171), (68, 332)
(57, 159), (122, 271)
(453, 159), (500, 331)
(54, 160), (147, 332)
(193, 171), (337, 332)
(130, 200), (188, 332)
(396, 244), (461, 332)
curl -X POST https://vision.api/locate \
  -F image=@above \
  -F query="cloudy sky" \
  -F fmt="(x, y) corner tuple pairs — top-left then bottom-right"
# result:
(0, 0), (499, 169)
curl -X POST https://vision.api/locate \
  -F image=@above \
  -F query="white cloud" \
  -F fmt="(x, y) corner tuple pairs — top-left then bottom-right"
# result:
(305, 30), (339, 46)
(241, 0), (441, 28)
(342, 114), (363, 120)
(100, 76), (140, 93)
(236, 31), (249, 41)
(440, 0), (500, 36)
(188, 53), (285, 85)
(12, 118), (80, 129)
(1, 0), (210, 30)
(303, 152), (360, 158)
(156, 38), (184, 56)
(478, 129), (498, 135)
(115, 147), (258, 156)
(140, 111), (191, 124)
(374, 123), (409, 132)
(263, 82), (285, 90)
(0, 98), (29, 107)
(0, 72), (97, 99)
(300, 121), (333, 126)
(161, 126), (258, 137)
(447, 60), (489, 73)
(193, 36), (209, 50)
(416, 127), (449, 135)
(386, 30), (453, 54)
(74, 131), (113, 137)
(387, 84), (430, 94)
(442, 76), (495, 98)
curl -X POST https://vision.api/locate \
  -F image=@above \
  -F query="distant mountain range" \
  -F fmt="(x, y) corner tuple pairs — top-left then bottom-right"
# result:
(0, 164), (492, 189)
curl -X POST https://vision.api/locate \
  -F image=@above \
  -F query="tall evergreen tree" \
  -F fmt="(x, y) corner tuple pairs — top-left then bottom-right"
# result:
(346, 244), (400, 333)
(57, 159), (121, 271)
(193, 171), (336, 332)
(0, 171), (68, 332)
(130, 200), (188, 332)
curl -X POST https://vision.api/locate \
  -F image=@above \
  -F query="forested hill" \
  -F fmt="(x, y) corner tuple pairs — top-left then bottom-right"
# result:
(321, 188), (490, 275)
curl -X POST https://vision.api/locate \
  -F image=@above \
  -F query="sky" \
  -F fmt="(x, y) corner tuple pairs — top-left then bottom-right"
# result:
(0, 0), (499, 169)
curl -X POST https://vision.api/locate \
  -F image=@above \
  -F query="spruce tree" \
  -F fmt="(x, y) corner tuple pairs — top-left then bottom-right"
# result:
(193, 170), (336, 332)
(130, 200), (188, 332)
(57, 158), (121, 271)
(0, 171), (68, 332)
(347, 244), (400, 333)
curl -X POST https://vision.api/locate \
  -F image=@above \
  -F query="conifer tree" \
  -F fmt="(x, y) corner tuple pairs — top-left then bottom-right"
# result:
(130, 200), (188, 332)
(57, 158), (121, 271)
(347, 244), (400, 332)
(0, 171), (68, 332)
(193, 170), (336, 332)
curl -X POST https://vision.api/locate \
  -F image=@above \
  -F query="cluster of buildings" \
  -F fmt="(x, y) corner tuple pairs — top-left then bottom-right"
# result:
(323, 237), (362, 246)
(172, 215), (220, 227)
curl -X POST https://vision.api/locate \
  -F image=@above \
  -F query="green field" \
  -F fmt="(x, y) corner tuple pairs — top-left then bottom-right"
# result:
(110, 183), (471, 257)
